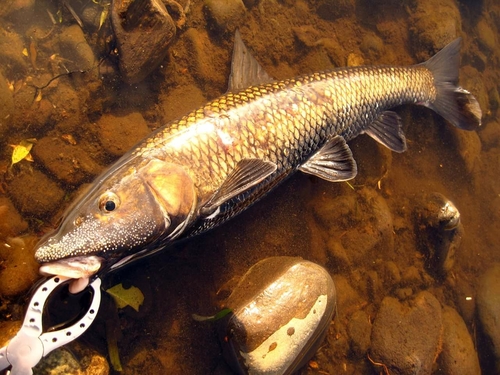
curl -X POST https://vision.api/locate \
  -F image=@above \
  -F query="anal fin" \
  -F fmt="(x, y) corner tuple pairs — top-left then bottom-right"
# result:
(364, 110), (407, 153)
(299, 135), (357, 182)
(201, 158), (277, 216)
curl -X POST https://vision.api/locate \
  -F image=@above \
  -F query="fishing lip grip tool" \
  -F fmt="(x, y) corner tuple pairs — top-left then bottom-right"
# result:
(0, 275), (102, 375)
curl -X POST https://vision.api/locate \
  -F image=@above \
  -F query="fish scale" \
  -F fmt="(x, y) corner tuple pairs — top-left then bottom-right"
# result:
(137, 65), (433, 219)
(34, 38), (481, 276)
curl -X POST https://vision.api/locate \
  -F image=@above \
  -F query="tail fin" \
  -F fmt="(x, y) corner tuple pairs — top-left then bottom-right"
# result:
(422, 38), (482, 130)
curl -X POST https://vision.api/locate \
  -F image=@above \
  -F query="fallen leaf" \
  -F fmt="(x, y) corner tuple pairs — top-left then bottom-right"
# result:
(106, 283), (144, 312)
(11, 139), (35, 165)
(192, 308), (232, 322)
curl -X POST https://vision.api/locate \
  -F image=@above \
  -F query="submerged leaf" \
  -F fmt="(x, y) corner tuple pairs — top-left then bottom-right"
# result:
(106, 283), (144, 312)
(99, 6), (109, 30)
(11, 139), (35, 165)
(192, 308), (232, 322)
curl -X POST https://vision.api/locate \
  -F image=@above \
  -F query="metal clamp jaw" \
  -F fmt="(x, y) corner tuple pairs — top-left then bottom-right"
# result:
(0, 276), (101, 375)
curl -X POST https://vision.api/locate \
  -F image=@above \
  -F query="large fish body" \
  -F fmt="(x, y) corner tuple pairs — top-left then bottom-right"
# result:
(35, 37), (481, 278)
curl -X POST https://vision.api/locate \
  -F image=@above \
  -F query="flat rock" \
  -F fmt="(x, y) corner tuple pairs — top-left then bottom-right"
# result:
(7, 168), (65, 219)
(97, 112), (151, 157)
(58, 24), (96, 72)
(0, 71), (13, 139)
(479, 121), (500, 149)
(32, 136), (102, 185)
(0, 196), (28, 237)
(409, 0), (461, 58)
(370, 291), (443, 375)
(0, 236), (39, 297)
(477, 263), (500, 370)
(347, 310), (372, 358)
(204, 0), (246, 31)
(436, 306), (481, 375)
(111, 0), (176, 83)
(0, 27), (28, 75)
(476, 18), (496, 53)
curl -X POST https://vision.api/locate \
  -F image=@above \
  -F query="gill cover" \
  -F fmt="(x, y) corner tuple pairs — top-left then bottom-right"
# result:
(34, 158), (196, 272)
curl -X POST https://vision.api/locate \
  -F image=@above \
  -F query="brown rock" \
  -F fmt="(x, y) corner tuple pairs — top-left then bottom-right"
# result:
(0, 196), (28, 237)
(0, 320), (21, 347)
(97, 112), (151, 157)
(479, 121), (500, 149)
(370, 291), (443, 375)
(204, 0), (246, 31)
(32, 136), (102, 185)
(7, 168), (65, 219)
(159, 84), (207, 123)
(347, 310), (372, 358)
(0, 236), (39, 297)
(436, 306), (481, 375)
(0, 71), (14, 140)
(477, 263), (500, 370)
(58, 25), (96, 72)
(409, 0), (461, 57)
(182, 28), (228, 94)
(111, 0), (176, 83)
(0, 27), (28, 75)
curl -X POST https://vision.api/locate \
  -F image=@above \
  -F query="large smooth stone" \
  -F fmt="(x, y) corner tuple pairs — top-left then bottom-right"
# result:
(218, 257), (336, 375)
(477, 263), (500, 370)
(370, 291), (442, 375)
(436, 306), (481, 374)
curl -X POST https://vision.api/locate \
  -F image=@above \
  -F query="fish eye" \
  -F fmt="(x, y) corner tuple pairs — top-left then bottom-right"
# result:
(99, 192), (120, 213)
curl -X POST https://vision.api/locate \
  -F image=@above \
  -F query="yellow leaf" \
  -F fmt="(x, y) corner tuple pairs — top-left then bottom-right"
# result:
(11, 139), (34, 165)
(106, 283), (144, 312)
(99, 6), (108, 30)
(22, 48), (28, 57)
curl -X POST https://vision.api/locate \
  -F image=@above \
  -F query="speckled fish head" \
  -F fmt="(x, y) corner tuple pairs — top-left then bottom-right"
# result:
(35, 158), (197, 277)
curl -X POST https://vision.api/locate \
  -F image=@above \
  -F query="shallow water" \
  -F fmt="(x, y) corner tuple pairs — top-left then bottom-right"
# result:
(0, 0), (499, 374)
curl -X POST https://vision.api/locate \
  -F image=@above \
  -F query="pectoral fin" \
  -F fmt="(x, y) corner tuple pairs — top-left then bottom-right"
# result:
(299, 135), (357, 182)
(201, 158), (277, 216)
(364, 110), (407, 153)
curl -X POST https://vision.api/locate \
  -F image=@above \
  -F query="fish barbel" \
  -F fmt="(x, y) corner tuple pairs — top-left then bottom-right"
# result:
(35, 34), (481, 281)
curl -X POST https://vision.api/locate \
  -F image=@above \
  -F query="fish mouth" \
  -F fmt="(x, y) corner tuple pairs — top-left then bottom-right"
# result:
(39, 255), (104, 279)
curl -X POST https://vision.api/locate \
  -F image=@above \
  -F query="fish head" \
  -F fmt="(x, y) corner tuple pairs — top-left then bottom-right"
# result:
(35, 158), (197, 278)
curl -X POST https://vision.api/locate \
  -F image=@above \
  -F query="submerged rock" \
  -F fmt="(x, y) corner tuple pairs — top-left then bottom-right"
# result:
(409, 0), (461, 57)
(347, 310), (372, 358)
(32, 136), (103, 185)
(0, 27), (28, 75)
(413, 192), (463, 276)
(111, 0), (177, 83)
(7, 168), (65, 219)
(370, 291), (442, 375)
(35, 347), (110, 375)
(204, 0), (246, 31)
(436, 306), (481, 375)
(0, 196), (28, 238)
(0, 71), (14, 140)
(477, 263), (500, 371)
(97, 112), (151, 157)
(218, 257), (336, 374)
(0, 236), (39, 297)
(58, 25), (97, 72)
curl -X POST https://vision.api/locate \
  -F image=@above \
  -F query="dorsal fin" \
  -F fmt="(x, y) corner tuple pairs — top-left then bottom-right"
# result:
(228, 30), (274, 92)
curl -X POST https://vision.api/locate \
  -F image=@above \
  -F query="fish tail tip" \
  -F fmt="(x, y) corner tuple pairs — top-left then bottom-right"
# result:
(423, 38), (482, 130)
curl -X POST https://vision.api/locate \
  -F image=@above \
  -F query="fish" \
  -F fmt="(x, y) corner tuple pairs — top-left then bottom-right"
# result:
(34, 32), (481, 286)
